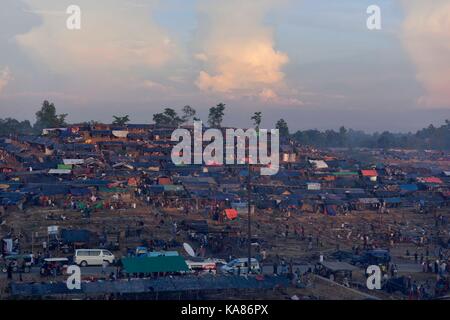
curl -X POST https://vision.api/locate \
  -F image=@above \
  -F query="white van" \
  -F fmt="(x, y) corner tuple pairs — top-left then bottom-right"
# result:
(220, 258), (261, 275)
(186, 258), (226, 274)
(75, 249), (115, 267)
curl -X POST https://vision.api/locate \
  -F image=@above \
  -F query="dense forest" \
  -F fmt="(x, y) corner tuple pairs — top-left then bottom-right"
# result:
(291, 121), (450, 150)
(1, 100), (449, 150)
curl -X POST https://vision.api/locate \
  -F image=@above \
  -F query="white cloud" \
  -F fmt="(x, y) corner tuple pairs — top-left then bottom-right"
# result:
(16, 0), (176, 76)
(259, 88), (304, 106)
(193, 0), (301, 105)
(141, 80), (174, 93)
(400, 0), (450, 108)
(0, 67), (12, 93)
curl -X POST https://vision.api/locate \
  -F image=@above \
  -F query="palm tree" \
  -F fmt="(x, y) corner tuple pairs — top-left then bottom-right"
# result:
(112, 115), (130, 126)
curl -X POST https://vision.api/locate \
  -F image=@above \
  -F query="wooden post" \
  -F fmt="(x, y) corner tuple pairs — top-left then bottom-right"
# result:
(247, 162), (252, 274)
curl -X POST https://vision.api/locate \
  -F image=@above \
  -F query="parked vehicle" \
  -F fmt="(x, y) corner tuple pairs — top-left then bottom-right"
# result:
(134, 246), (149, 257)
(133, 247), (179, 258)
(220, 258), (261, 275)
(40, 257), (70, 276)
(74, 249), (115, 267)
(329, 250), (356, 262)
(1, 254), (34, 273)
(384, 276), (409, 295)
(186, 257), (226, 274)
(351, 249), (391, 268)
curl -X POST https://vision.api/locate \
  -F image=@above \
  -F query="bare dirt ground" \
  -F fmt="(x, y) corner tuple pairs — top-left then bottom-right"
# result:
(1, 202), (449, 299)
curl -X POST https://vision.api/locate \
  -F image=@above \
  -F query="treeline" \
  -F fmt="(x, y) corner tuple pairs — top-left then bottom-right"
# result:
(1, 100), (449, 150)
(0, 100), (67, 136)
(292, 122), (450, 150)
(0, 118), (34, 136)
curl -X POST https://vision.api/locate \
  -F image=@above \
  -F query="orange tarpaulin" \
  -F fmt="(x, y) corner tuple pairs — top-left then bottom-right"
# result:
(421, 177), (443, 184)
(158, 177), (172, 185)
(225, 209), (238, 220)
(128, 177), (138, 187)
(361, 169), (378, 177)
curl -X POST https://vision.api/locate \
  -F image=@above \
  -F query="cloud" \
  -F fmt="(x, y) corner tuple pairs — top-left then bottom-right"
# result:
(0, 67), (12, 93)
(16, 0), (175, 76)
(400, 0), (450, 108)
(259, 88), (304, 106)
(141, 80), (174, 93)
(193, 0), (299, 104)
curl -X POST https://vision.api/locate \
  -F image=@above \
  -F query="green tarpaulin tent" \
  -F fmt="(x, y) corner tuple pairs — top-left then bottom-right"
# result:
(122, 256), (189, 273)
(163, 185), (184, 192)
(332, 171), (358, 176)
(94, 202), (104, 209)
(77, 202), (86, 210)
(58, 164), (73, 170)
(98, 187), (128, 193)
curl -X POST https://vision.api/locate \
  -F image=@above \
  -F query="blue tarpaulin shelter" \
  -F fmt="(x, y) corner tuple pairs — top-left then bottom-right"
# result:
(400, 184), (418, 192)
(325, 205), (337, 216)
(10, 275), (290, 296)
(61, 229), (91, 244)
(122, 256), (189, 274)
(384, 197), (401, 204)
(0, 192), (25, 205)
(41, 185), (69, 196)
(70, 188), (91, 196)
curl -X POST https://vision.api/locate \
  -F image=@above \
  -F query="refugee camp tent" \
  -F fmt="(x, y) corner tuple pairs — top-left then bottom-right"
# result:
(309, 160), (328, 169)
(325, 205), (337, 216)
(158, 177), (172, 185)
(147, 185), (164, 195)
(320, 261), (358, 273)
(0, 192), (25, 206)
(383, 197), (402, 206)
(70, 188), (91, 196)
(279, 197), (300, 209)
(121, 255), (189, 274)
(256, 199), (277, 209)
(63, 159), (85, 165)
(332, 171), (359, 177)
(361, 170), (378, 177)
(57, 164), (73, 170)
(75, 179), (111, 187)
(419, 177), (443, 184)
(307, 182), (321, 190)
(61, 229), (91, 244)
(212, 192), (237, 202)
(400, 184), (418, 192)
(41, 185), (70, 196)
(10, 275), (290, 296)
(224, 208), (238, 220)
(48, 169), (71, 175)
(231, 202), (248, 213)
(163, 185), (185, 192)
(181, 220), (208, 234)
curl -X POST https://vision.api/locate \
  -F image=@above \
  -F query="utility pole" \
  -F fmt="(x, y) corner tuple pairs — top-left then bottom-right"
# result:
(247, 162), (252, 274)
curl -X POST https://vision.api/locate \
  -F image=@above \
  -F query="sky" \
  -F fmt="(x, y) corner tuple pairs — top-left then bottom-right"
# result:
(0, 0), (449, 132)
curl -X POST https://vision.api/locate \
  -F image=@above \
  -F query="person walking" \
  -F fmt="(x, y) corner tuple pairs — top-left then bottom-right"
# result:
(7, 263), (13, 280)
(102, 260), (108, 275)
